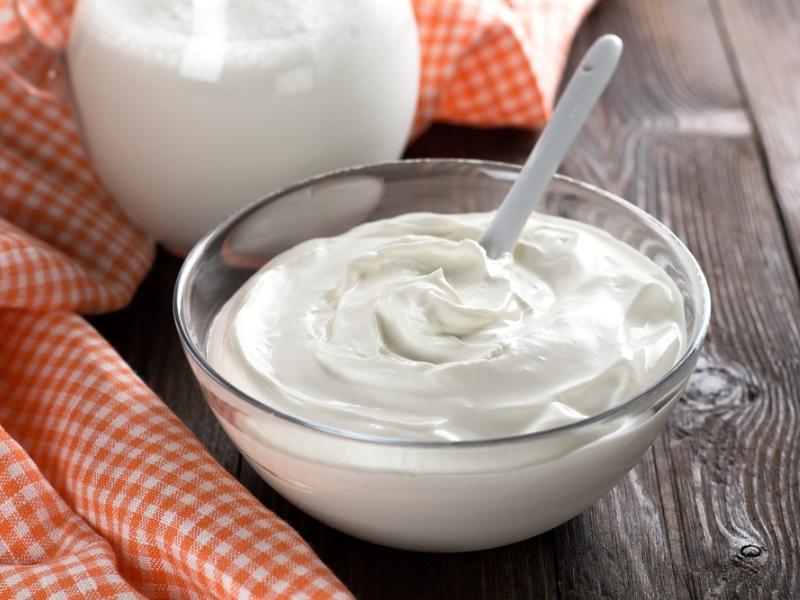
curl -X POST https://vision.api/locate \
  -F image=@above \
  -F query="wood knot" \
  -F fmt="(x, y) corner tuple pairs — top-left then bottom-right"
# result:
(739, 545), (762, 558)
(669, 354), (761, 465)
(682, 354), (757, 414)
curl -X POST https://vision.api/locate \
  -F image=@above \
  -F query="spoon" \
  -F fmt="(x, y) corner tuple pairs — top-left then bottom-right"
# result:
(479, 34), (623, 258)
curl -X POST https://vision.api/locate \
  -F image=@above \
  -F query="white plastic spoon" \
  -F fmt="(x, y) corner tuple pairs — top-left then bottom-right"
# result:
(479, 34), (623, 258)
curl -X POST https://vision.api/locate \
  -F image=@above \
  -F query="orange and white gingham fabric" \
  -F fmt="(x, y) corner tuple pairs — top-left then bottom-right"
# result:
(0, 310), (352, 599)
(412, 0), (595, 133)
(1, 0), (591, 597)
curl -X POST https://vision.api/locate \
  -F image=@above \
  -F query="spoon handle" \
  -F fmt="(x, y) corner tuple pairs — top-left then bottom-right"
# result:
(479, 34), (623, 258)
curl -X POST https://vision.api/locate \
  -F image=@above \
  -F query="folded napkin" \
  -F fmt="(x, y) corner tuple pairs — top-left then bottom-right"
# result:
(0, 0), (592, 597)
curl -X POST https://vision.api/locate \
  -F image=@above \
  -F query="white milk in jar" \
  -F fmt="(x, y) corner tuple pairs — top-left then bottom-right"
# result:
(66, 0), (420, 250)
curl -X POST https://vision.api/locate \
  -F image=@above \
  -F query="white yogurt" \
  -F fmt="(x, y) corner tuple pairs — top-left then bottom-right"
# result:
(67, 0), (419, 249)
(208, 212), (687, 442)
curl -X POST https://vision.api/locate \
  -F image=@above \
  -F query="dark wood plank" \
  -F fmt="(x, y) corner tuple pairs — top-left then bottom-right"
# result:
(555, 0), (800, 598)
(710, 0), (800, 591)
(713, 0), (800, 271)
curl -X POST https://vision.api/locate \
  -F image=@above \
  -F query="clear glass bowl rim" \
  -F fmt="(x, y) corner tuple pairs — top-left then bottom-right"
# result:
(173, 158), (711, 449)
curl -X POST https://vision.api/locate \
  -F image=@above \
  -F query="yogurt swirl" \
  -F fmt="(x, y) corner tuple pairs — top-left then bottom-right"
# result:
(208, 212), (686, 441)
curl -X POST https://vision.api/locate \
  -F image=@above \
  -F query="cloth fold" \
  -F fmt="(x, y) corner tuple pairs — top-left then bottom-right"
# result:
(1, 0), (592, 597)
(413, 0), (594, 133)
(0, 310), (349, 599)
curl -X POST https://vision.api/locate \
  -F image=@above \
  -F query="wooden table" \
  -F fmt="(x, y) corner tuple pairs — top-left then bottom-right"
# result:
(91, 0), (800, 597)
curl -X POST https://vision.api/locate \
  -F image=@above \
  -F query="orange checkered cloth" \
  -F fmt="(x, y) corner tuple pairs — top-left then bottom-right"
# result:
(0, 0), (592, 597)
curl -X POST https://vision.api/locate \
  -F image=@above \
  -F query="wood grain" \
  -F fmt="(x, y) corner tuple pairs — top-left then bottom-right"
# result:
(90, 0), (800, 597)
(558, 0), (800, 597)
(713, 0), (800, 270)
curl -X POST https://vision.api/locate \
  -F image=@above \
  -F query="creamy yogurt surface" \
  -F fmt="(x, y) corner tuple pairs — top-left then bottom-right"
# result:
(207, 212), (686, 442)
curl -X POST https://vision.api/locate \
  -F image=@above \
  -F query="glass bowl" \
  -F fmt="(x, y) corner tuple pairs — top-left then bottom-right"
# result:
(174, 159), (710, 552)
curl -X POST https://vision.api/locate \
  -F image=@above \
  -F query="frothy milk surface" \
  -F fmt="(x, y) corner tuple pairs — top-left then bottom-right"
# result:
(74, 1), (367, 69)
(67, 0), (419, 248)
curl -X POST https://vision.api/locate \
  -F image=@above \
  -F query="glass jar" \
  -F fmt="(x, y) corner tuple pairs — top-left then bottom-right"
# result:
(1, 0), (420, 251)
